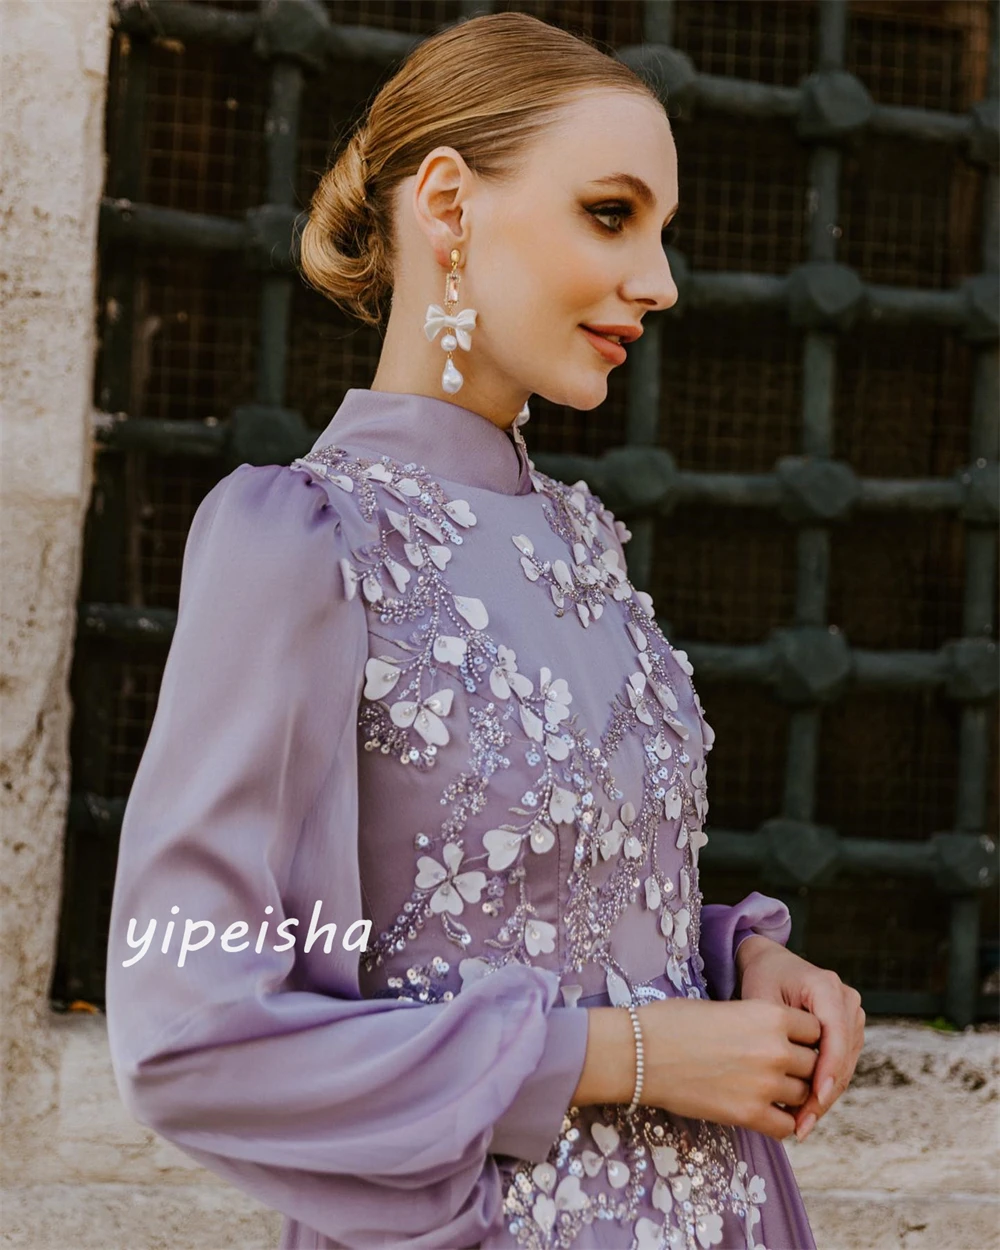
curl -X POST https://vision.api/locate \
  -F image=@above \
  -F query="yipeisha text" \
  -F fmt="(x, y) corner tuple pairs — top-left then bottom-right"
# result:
(119, 901), (372, 967)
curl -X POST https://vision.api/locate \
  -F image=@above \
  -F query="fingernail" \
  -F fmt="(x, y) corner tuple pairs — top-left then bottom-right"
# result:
(796, 1113), (817, 1142)
(818, 1077), (835, 1107)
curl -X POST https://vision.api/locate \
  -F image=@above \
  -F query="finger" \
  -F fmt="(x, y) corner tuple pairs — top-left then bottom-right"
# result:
(785, 1042), (820, 1081)
(785, 1005), (822, 1047)
(808, 984), (853, 1111)
(756, 1104), (798, 1141)
(775, 1075), (812, 1108)
(793, 1024), (861, 1133)
(793, 1088), (825, 1131)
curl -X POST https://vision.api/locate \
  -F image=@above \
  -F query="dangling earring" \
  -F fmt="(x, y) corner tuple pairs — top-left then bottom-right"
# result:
(511, 400), (530, 454)
(423, 247), (477, 395)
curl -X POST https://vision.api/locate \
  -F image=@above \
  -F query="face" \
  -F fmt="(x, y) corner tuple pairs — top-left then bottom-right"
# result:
(464, 88), (680, 412)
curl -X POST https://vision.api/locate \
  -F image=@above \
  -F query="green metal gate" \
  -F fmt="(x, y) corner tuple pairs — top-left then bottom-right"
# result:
(55, 0), (998, 1028)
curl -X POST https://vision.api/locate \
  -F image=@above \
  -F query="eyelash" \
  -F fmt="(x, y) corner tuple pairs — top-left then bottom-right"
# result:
(588, 201), (681, 247)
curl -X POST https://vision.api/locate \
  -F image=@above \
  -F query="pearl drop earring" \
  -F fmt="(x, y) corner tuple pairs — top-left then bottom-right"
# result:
(423, 248), (477, 395)
(511, 400), (530, 454)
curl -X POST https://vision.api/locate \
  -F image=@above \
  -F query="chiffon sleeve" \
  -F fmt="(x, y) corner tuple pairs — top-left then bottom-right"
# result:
(698, 892), (792, 1001)
(589, 499), (793, 1005)
(104, 462), (589, 1250)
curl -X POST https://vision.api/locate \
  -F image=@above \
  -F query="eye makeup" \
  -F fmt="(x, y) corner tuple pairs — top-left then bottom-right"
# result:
(586, 200), (681, 246)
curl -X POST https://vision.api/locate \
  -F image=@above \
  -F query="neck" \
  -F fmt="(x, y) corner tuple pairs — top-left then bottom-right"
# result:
(371, 303), (529, 432)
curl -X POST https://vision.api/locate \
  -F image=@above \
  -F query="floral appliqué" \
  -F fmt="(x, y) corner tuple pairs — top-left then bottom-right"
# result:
(290, 445), (760, 1250)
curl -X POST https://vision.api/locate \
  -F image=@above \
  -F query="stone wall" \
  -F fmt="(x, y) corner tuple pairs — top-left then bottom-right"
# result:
(1, 0), (111, 1206)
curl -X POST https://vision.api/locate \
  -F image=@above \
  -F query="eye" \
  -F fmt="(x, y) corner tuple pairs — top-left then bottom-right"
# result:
(588, 202), (633, 233)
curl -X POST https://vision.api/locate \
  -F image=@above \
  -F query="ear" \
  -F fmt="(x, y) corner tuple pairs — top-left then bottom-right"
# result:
(410, 146), (473, 268)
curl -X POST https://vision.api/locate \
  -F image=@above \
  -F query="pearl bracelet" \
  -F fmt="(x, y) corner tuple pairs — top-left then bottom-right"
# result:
(624, 1004), (645, 1115)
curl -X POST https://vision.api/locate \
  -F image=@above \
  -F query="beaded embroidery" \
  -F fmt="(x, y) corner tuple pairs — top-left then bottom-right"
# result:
(291, 445), (709, 991)
(501, 1106), (769, 1250)
(288, 444), (768, 1250)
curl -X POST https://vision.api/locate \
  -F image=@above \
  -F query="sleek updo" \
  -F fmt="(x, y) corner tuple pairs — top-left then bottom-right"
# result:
(297, 10), (661, 328)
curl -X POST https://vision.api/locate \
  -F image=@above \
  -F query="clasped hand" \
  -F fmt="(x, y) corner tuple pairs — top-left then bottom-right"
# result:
(634, 938), (864, 1143)
(734, 934), (866, 1141)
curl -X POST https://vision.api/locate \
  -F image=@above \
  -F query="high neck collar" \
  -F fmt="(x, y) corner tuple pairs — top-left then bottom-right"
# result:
(309, 388), (534, 496)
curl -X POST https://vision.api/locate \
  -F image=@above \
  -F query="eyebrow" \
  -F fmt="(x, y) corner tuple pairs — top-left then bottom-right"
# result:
(587, 173), (679, 224)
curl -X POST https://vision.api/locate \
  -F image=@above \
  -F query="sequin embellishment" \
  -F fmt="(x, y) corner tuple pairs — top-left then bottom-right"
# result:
(288, 444), (773, 1250)
(502, 1105), (769, 1250)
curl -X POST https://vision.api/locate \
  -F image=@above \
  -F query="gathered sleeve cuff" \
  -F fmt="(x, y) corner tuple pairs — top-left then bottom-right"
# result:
(488, 1000), (590, 1163)
(105, 462), (580, 1247)
(698, 891), (792, 1001)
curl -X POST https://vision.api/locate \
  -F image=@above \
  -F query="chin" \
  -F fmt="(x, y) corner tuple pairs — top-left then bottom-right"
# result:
(536, 367), (610, 412)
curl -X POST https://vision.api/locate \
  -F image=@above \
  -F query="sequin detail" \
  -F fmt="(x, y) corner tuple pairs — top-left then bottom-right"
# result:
(502, 1106), (769, 1250)
(289, 445), (760, 1250)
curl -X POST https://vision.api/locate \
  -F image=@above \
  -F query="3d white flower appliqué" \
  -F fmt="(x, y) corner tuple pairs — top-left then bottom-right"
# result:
(453, 594), (488, 631)
(731, 1161), (769, 1250)
(672, 647), (695, 676)
(627, 671), (657, 726)
(390, 687), (455, 746)
(363, 657), (402, 700)
(644, 1146), (727, 1247)
(598, 799), (639, 861)
(730, 1160), (767, 1206)
(482, 828), (522, 871)
(549, 785), (578, 825)
(489, 645), (533, 700)
(538, 666), (572, 724)
(528, 1162), (589, 1234)
(634, 1217), (682, 1250)
(580, 1121), (630, 1190)
(524, 917), (557, 956)
(432, 634), (467, 666)
(414, 842), (487, 916)
(690, 761), (709, 824)
(482, 818), (556, 871)
(660, 904), (691, 951)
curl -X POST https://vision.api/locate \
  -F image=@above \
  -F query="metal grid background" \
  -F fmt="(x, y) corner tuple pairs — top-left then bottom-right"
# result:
(55, 0), (998, 1024)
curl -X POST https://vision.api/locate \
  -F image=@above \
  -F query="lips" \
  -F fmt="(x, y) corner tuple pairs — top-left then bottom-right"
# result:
(580, 325), (628, 365)
(581, 324), (643, 343)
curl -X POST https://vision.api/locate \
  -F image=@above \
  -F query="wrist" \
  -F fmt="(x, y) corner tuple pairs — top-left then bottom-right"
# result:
(734, 933), (774, 995)
(572, 1007), (635, 1106)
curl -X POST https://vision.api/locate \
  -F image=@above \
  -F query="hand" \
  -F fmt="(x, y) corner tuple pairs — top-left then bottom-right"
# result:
(636, 997), (821, 1141)
(735, 935), (866, 1141)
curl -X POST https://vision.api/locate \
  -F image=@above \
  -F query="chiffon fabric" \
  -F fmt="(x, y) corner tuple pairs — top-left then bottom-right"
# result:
(105, 388), (816, 1250)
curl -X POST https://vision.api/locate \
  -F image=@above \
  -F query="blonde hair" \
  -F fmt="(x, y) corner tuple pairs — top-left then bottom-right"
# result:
(297, 10), (661, 328)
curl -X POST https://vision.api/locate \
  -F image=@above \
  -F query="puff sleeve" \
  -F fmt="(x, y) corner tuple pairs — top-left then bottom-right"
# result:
(590, 500), (793, 1005)
(105, 463), (588, 1250)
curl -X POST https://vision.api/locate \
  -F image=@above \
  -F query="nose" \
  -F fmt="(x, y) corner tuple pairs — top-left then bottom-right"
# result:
(624, 240), (679, 313)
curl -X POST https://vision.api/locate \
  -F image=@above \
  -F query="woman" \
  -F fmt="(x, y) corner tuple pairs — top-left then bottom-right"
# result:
(106, 12), (864, 1250)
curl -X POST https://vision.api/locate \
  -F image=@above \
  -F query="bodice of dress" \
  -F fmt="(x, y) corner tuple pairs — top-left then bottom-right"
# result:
(284, 389), (770, 1250)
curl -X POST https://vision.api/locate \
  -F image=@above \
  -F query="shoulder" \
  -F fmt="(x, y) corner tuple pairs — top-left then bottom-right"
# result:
(180, 463), (361, 613)
(192, 462), (340, 536)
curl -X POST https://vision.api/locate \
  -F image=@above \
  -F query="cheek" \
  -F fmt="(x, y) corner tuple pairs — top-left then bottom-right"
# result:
(505, 205), (599, 280)
(547, 238), (622, 317)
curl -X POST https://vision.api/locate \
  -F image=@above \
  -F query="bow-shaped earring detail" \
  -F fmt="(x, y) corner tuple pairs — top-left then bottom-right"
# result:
(423, 305), (477, 350)
(425, 248), (477, 394)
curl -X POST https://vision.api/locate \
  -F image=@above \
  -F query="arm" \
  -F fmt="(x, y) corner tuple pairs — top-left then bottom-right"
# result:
(105, 463), (588, 1248)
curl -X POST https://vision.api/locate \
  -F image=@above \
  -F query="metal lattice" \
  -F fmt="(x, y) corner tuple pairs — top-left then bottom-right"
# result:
(55, 0), (998, 1027)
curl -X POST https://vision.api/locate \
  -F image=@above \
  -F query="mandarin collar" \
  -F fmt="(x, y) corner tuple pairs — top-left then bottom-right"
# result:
(309, 388), (535, 496)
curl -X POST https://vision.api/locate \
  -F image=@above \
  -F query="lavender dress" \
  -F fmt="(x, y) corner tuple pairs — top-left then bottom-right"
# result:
(105, 388), (816, 1250)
